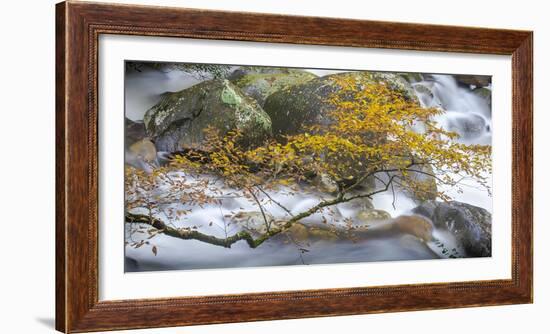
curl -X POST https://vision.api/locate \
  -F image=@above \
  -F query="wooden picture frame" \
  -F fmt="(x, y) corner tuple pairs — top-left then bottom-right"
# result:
(56, 1), (533, 332)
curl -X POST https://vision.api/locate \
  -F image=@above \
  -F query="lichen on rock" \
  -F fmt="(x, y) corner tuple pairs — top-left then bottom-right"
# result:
(143, 79), (272, 152)
(231, 69), (318, 106)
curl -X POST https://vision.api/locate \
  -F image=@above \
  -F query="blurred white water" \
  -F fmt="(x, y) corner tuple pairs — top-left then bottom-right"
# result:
(125, 67), (202, 121)
(124, 66), (342, 121)
(412, 74), (492, 211)
(124, 69), (492, 271)
(413, 74), (492, 145)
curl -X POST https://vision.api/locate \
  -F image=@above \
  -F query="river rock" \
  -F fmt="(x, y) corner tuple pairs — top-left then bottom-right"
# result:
(306, 169), (377, 201)
(228, 66), (304, 81)
(307, 226), (341, 241)
(356, 209), (391, 222)
(413, 82), (434, 98)
(283, 223), (340, 242)
(231, 69), (317, 106)
(125, 117), (147, 146)
(263, 71), (417, 189)
(143, 79), (272, 152)
(391, 215), (434, 243)
(336, 196), (374, 214)
(406, 163), (439, 202)
(412, 200), (492, 257)
(231, 213), (341, 242)
(473, 87), (492, 108)
(348, 215), (434, 243)
(374, 72), (418, 101)
(454, 75), (491, 88)
(125, 138), (158, 171)
(283, 223), (310, 241)
(399, 72), (424, 83)
(263, 71), (418, 137)
(448, 113), (487, 140)
(231, 211), (277, 237)
(310, 173), (339, 194)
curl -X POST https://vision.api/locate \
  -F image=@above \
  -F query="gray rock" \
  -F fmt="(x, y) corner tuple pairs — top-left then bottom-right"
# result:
(230, 211), (278, 237)
(310, 173), (339, 194)
(453, 75), (491, 88)
(399, 72), (424, 83)
(263, 71), (418, 137)
(412, 200), (492, 257)
(355, 209), (391, 222)
(228, 66), (305, 81)
(125, 117), (147, 146)
(349, 215), (435, 244)
(336, 196), (374, 214)
(373, 72), (418, 101)
(448, 113), (487, 139)
(231, 69), (317, 106)
(282, 223), (341, 242)
(413, 83), (433, 97)
(125, 118), (158, 170)
(125, 138), (158, 171)
(405, 163), (439, 202)
(473, 87), (492, 108)
(143, 79), (272, 152)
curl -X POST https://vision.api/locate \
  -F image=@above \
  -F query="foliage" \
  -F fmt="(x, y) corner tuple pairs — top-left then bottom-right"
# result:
(125, 74), (492, 249)
(172, 75), (491, 200)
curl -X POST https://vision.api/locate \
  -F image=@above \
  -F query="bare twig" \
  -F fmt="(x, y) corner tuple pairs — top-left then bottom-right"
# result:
(126, 175), (400, 249)
(246, 187), (271, 231)
(256, 186), (294, 217)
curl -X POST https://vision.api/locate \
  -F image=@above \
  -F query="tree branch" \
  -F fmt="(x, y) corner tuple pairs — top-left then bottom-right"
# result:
(246, 187), (271, 231)
(126, 175), (401, 249)
(343, 175), (397, 202)
(256, 186), (294, 217)
(126, 212), (267, 248)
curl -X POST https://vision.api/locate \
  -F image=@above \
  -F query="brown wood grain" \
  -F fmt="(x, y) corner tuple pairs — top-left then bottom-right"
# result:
(55, 2), (67, 332)
(55, 1), (533, 332)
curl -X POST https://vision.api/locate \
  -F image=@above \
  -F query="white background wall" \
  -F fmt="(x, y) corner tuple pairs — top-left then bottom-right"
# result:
(0, 0), (546, 333)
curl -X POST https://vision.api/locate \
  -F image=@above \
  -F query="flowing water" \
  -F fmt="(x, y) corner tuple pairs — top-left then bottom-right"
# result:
(125, 67), (203, 121)
(413, 74), (492, 145)
(124, 69), (492, 272)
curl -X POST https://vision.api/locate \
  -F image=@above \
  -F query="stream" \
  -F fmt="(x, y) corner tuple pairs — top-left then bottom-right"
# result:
(124, 67), (492, 272)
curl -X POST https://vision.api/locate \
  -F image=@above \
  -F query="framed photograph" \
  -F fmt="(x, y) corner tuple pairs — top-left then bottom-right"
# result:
(56, 1), (533, 332)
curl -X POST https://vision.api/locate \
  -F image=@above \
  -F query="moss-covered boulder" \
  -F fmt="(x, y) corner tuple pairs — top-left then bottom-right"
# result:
(143, 79), (272, 152)
(374, 72), (418, 100)
(231, 70), (317, 106)
(263, 71), (417, 137)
